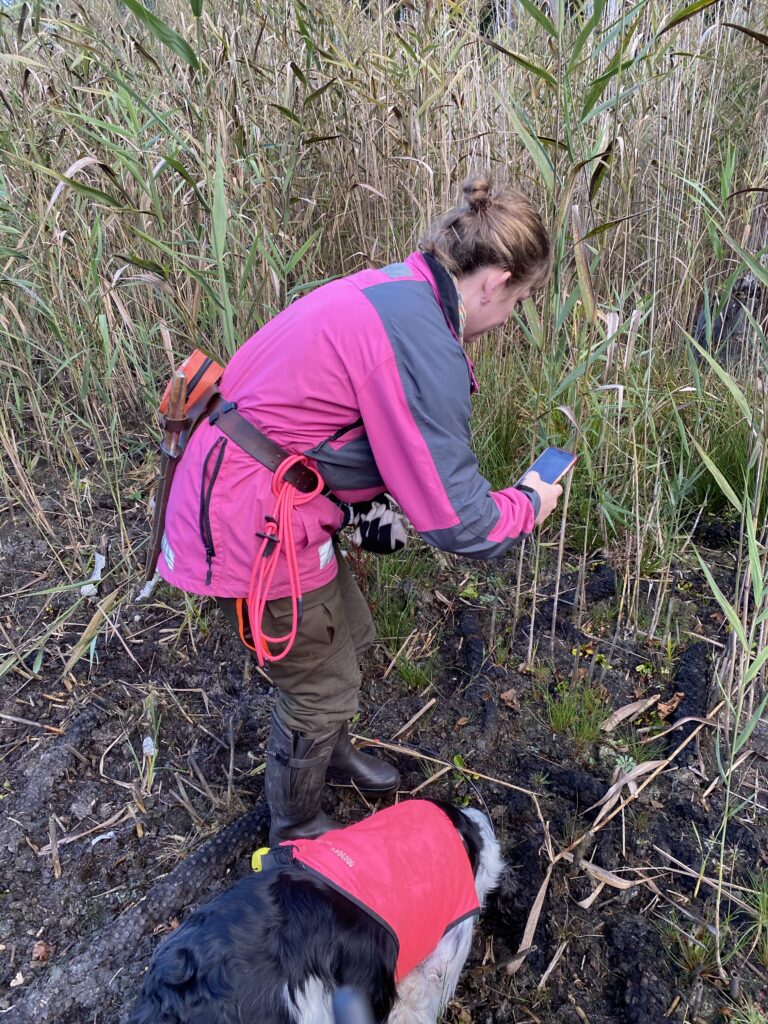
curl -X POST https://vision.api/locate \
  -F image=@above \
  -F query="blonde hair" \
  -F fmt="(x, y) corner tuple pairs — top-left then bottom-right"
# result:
(420, 174), (551, 290)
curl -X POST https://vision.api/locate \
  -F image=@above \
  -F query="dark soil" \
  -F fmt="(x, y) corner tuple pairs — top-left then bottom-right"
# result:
(1, 504), (766, 1024)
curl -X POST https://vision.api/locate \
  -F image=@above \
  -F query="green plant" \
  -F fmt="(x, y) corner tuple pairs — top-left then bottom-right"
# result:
(396, 653), (437, 693)
(126, 690), (162, 798)
(450, 754), (479, 806)
(743, 870), (768, 966)
(663, 913), (738, 979)
(543, 678), (607, 750)
(726, 1002), (768, 1024)
(530, 770), (551, 792)
(612, 752), (636, 775)
(368, 546), (435, 662)
(614, 725), (667, 765)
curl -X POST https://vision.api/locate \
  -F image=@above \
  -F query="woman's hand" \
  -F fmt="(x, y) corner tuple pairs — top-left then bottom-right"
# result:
(519, 471), (563, 525)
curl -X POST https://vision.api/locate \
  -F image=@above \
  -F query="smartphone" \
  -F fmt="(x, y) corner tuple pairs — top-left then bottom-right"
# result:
(516, 447), (578, 487)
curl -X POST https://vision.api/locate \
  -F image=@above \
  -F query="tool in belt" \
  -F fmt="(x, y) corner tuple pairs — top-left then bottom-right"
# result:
(146, 351), (325, 664)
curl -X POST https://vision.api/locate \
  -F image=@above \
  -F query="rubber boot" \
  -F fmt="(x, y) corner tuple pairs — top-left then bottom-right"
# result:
(326, 722), (400, 794)
(265, 712), (340, 846)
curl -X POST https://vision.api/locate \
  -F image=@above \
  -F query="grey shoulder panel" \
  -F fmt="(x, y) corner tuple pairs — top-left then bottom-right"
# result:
(420, 524), (522, 559)
(361, 280), (505, 550)
(303, 435), (385, 491)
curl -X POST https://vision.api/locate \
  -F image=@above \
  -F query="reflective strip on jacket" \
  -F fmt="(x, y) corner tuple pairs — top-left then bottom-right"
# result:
(157, 251), (535, 598)
(283, 800), (480, 982)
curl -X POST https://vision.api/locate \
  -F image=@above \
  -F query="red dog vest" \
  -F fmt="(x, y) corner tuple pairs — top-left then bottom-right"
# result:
(283, 801), (479, 981)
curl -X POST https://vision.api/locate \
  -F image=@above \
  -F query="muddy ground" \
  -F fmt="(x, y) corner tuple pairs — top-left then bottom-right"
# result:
(0, 492), (766, 1023)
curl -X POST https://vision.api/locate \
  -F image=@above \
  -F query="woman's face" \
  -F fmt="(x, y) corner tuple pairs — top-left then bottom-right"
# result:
(459, 267), (534, 341)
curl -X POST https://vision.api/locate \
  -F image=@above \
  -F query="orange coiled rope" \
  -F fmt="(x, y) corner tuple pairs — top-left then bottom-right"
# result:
(240, 455), (324, 667)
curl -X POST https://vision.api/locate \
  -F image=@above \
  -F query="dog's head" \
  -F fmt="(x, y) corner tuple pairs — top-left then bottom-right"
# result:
(428, 801), (505, 904)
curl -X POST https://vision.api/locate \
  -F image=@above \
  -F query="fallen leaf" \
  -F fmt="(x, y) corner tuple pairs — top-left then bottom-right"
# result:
(658, 692), (685, 718)
(600, 694), (660, 732)
(454, 717), (469, 730)
(586, 760), (666, 826)
(31, 940), (53, 962)
(576, 880), (606, 909)
(561, 852), (638, 890)
(10, 970), (24, 988)
(507, 863), (554, 974)
(500, 688), (520, 710)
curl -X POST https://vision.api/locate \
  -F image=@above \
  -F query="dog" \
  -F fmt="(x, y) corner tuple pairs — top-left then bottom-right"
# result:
(128, 799), (504, 1024)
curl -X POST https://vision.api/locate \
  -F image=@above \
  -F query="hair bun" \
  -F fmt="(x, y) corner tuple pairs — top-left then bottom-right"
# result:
(462, 174), (493, 213)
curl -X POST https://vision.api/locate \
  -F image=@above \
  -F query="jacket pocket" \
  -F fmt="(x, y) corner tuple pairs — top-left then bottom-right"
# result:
(199, 436), (228, 585)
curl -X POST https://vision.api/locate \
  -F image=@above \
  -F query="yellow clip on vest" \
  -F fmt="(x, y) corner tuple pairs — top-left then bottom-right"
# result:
(251, 847), (271, 872)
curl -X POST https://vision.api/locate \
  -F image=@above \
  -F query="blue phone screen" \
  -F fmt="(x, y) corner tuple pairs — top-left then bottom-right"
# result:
(526, 448), (575, 485)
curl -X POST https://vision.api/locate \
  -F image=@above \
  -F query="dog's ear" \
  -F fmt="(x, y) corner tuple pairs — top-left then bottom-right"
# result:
(160, 945), (197, 985)
(127, 946), (199, 1024)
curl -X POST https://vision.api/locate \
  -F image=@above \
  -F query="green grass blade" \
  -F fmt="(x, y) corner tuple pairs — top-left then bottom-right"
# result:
(516, 0), (558, 38)
(695, 550), (747, 649)
(497, 94), (555, 192)
(720, 233), (768, 288)
(657, 0), (722, 37)
(688, 335), (754, 426)
(690, 438), (743, 515)
(479, 36), (558, 91)
(744, 509), (764, 606)
(722, 22), (768, 47)
(120, 0), (199, 69)
(733, 693), (768, 754)
(744, 647), (768, 686)
(567, 0), (609, 73)
(213, 140), (236, 355)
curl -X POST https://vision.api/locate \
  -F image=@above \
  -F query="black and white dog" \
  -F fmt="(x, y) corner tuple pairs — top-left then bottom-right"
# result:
(129, 799), (504, 1024)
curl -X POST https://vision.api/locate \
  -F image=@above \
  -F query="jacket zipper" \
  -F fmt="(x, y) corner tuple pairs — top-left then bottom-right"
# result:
(199, 436), (227, 585)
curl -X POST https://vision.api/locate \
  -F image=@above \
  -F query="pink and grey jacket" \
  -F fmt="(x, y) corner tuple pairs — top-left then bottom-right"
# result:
(158, 251), (537, 599)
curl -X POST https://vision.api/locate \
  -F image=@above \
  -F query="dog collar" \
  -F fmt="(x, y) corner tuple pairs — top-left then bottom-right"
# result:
(251, 846), (293, 872)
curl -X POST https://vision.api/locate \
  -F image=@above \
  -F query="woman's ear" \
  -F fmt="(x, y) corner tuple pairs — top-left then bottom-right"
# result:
(481, 267), (512, 301)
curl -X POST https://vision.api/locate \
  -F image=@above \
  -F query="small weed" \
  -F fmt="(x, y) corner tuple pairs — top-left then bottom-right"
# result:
(126, 690), (162, 798)
(727, 1002), (768, 1024)
(744, 870), (768, 930)
(369, 548), (435, 661)
(543, 678), (607, 750)
(396, 652), (437, 692)
(572, 642), (612, 670)
(615, 727), (667, 765)
(662, 912), (738, 978)
(743, 869), (768, 966)
(661, 634), (677, 675)
(612, 752), (637, 774)
(372, 587), (417, 659)
(667, 923), (720, 976)
(450, 754), (478, 805)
